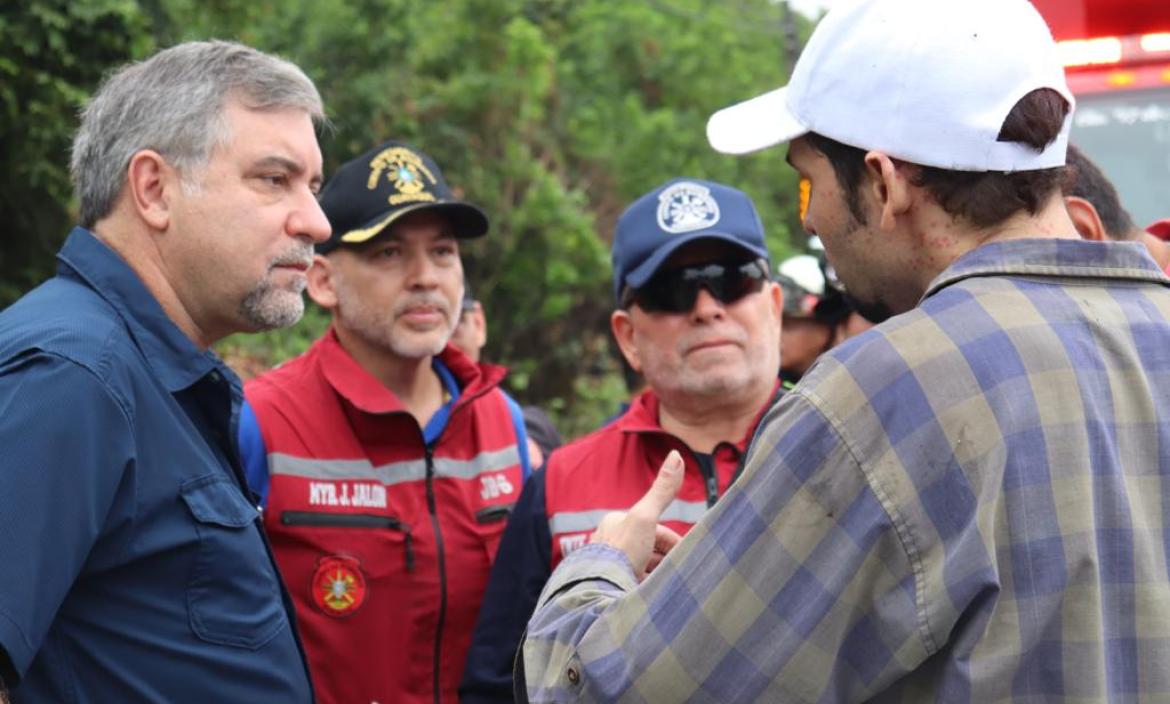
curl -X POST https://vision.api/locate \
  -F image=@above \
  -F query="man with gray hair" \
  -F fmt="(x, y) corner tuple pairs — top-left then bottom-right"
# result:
(0, 41), (329, 702)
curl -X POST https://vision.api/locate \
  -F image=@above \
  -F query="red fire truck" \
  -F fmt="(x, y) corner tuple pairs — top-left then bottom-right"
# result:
(1029, 0), (1170, 229)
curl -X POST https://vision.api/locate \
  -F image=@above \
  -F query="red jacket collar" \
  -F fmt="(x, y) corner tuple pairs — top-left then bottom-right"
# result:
(316, 327), (507, 415)
(616, 380), (782, 452)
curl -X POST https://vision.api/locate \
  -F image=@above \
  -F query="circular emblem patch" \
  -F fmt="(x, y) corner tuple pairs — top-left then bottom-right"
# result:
(311, 555), (367, 617)
(367, 146), (437, 201)
(656, 181), (721, 234)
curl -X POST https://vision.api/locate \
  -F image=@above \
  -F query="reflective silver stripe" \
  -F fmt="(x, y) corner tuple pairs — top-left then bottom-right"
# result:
(434, 447), (521, 481)
(270, 454), (421, 483)
(661, 499), (709, 524)
(549, 499), (709, 535)
(548, 509), (610, 535)
(269, 446), (521, 486)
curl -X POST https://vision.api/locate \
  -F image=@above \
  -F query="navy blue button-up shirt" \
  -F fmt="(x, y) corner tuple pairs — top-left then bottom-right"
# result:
(0, 228), (312, 702)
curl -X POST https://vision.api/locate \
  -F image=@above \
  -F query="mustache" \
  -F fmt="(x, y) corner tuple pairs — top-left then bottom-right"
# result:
(268, 245), (315, 270)
(677, 326), (748, 354)
(393, 293), (454, 320)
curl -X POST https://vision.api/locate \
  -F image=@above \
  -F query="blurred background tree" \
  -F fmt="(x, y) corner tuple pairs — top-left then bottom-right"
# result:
(0, 0), (814, 437)
(0, 0), (152, 303)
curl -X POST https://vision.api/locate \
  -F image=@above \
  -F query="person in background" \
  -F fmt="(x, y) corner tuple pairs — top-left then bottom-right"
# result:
(774, 253), (871, 385)
(1146, 220), (1170, 273)
(1063, 144), (1170, 273)
(523, 0), (1170, 699)
(238, 141), (530, 704)
(450, 284), (488, 363)
(0, 41), (328, 702)
(461, 178), (783, 703)
(449, 281), (564, 467)
(1064, 144), (1146, 243)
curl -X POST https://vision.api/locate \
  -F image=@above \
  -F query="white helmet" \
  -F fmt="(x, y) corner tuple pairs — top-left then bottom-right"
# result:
(777, 254), (825, 297)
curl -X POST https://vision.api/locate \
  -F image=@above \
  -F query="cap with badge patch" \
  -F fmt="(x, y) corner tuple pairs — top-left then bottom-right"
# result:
(316, 141), (489, 254)
(611, 178), (770, 302)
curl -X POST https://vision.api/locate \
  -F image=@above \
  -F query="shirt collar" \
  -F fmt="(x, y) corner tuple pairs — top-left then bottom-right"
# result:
(922, 238), (1170, 302)
(57, 227), (226, 392)
(317, 328), (495, 416)
(318, 329), (407, 414)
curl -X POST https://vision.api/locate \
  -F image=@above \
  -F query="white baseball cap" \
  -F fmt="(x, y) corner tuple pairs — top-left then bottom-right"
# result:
(706, 0), (1074, 172)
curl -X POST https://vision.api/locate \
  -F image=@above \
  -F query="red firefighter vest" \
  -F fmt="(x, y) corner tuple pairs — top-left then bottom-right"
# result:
(544, 386), (778, 567)
(246, 330), (523, 704)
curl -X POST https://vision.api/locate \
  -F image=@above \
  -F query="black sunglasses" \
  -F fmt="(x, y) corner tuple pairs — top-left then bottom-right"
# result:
(626, 258), (769, 314)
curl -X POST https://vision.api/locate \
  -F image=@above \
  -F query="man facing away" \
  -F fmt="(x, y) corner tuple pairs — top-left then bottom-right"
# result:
(1063, 143), (1170, 273)
(238, 141), (531, 704)
(461, 178), (783, 702)
(0, 41), (329, 702)
(521, 0), (1170, 700)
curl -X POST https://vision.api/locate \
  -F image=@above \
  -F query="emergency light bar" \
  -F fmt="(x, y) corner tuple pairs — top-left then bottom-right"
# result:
(1059, 32), (1170, 68)
(1059, 37), (1123, 67)
(1142, 33), (1170, 53)
(1057, 31), (1170, 93)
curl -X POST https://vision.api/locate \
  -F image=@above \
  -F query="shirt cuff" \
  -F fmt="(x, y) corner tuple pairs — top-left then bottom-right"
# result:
(537, 543), (638, 608)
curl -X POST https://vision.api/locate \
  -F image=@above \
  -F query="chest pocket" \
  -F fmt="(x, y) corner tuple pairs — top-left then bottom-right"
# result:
(474, 501), (514, 563)
(181, 473), (287, 649)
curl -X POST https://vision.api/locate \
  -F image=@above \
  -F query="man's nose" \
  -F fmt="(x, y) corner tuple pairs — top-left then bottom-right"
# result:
(290, 191), (331, 244)
(690, 286), (726, 321)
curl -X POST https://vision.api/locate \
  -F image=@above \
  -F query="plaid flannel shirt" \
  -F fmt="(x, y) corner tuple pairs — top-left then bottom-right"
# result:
(522, 238), (1170, 702)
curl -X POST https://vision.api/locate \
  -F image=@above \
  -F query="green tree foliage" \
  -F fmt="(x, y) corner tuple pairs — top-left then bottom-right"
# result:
(2, 0), (812, 437)
(0, 0), (152, 305)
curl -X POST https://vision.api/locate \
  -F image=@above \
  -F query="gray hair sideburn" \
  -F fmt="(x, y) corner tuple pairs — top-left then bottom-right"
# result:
(70, 40), (325, 227)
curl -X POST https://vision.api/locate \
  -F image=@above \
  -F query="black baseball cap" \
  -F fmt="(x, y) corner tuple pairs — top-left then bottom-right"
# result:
(317, 140), (489, 253)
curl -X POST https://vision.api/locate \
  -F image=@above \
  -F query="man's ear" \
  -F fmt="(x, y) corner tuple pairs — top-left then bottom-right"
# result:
(767, 279), (783, 325)
(1065, 196), (1108, 241)
(610, 309), (643, 374)
(306, 254), (339, 308)
(767, 280), (784, 358)
(864, 151), (913, 232)
(126, 149), (177, 231)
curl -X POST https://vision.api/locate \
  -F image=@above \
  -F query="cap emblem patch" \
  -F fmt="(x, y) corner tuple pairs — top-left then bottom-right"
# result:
(368, 147), (438, 206)
(656, 181), (721, 234)
(311, 555), (368, 617)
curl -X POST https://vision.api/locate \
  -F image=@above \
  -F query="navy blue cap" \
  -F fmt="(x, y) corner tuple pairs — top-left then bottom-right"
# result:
(611, 178), (770, 300)
(317, 140), (489, 254)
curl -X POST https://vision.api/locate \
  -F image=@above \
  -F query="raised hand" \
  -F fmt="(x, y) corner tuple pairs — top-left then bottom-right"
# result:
(589, 450), (685, 580)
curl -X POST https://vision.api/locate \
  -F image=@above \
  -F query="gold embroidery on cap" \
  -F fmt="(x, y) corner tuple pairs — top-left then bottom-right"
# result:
(368, 147), (439, 206)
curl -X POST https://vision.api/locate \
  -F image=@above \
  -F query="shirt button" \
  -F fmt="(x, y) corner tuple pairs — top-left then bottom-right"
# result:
(567, 667), (580, 685)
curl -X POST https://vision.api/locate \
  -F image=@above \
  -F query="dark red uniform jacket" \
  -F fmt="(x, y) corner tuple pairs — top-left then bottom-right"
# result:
(245, 329), (524, 704)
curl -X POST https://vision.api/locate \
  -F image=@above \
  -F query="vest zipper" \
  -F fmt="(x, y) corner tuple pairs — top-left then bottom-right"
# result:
(693, 453), (719, 508)
(424, 443), (447, 704)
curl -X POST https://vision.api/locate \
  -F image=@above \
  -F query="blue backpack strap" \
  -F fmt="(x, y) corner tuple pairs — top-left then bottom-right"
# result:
(236, 400), (271, 508)
(502, 391), (532, 481)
